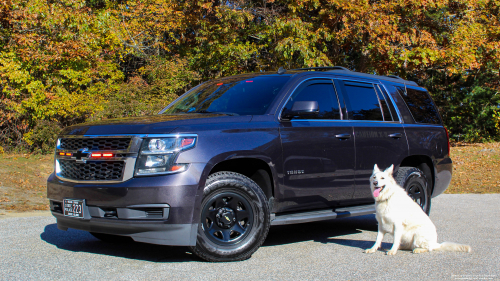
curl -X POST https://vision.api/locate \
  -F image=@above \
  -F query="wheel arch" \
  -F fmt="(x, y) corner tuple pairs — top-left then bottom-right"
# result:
(399, 155), (435, 194)
(208, 157), (275, 202)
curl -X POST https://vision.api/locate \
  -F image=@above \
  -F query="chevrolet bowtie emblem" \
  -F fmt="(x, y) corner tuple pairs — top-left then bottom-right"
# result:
(72, 148), (89, 163)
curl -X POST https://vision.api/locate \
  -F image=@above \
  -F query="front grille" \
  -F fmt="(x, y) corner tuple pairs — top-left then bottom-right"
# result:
(59, 160), (125, 181)
(59, 138), (131, 151)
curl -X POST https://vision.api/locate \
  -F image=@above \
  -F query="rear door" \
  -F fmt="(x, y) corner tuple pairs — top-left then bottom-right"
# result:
(278, 78), (355, 212)
(334, 79), (408, 203)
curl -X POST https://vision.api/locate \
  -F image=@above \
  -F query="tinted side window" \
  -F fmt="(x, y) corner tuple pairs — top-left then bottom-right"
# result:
(375, 85), (393, 121)
(342, 81), (383, 121)
(397, 87), (441, 124)
(283, 80), (340, 120)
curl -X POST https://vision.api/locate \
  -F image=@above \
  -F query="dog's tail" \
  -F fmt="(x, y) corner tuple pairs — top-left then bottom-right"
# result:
(432, 242), (471, 252)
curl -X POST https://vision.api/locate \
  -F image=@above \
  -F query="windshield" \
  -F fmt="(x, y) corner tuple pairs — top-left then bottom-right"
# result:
(162, 75), (291, 116)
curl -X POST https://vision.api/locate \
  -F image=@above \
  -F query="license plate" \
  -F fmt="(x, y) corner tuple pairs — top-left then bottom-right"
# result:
(63, 199), (85, 218)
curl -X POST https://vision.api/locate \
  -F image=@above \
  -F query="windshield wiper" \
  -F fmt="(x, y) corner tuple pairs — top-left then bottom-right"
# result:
(194, 110), (239, 116)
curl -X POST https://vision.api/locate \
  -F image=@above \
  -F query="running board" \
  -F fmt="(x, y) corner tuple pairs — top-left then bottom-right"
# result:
(270, 204), (375, 226)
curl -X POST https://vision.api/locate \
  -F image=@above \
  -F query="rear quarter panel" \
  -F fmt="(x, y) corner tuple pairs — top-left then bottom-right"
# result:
(404, 124), (452, 197)
(382, 81), (452, 197)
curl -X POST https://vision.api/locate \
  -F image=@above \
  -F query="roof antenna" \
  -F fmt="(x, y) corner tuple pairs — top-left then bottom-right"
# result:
(277, 67), (286, 74)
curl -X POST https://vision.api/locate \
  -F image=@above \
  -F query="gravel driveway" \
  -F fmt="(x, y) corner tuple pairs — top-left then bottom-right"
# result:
(1, 194), (499, 280)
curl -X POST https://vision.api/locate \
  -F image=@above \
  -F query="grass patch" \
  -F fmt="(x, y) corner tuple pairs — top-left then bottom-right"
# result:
(447, 142), (500, 194)
(0, 142), (498, 212)
(0, 154), (53, 212)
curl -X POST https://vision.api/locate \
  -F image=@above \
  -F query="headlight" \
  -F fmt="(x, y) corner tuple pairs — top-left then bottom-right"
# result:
(135, 135), (196, 176)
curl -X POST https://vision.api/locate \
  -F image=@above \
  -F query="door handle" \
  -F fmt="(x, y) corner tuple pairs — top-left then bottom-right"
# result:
(335, 133), (351, 140)
(388, 133), (403, 138)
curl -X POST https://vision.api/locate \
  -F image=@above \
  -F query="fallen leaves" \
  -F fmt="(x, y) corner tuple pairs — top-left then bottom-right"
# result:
(0, 153), (52, 212)
(447, 142), (500, 194)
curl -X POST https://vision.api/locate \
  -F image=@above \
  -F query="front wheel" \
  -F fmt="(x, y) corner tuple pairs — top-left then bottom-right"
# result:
(189, 171), (270, 262)
(396, 166), (431, 215)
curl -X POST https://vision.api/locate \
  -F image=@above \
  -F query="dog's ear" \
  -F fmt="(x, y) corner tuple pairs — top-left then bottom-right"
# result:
(385, 164), (394, 175)
(373, 164), (381, 173)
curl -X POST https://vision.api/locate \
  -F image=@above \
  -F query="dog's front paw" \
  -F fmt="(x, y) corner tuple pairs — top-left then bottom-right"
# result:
(364, 248), (377, 254)
(386, 250), (398, 256)
(412, 248), (429, 254)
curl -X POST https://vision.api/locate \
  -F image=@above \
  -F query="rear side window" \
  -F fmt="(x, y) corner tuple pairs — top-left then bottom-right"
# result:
(283, 80), (341, 120)
(397, 87), (441, 124)
(340, 81), (384, 121)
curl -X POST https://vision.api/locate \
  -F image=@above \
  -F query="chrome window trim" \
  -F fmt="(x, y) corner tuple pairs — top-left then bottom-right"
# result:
(379, 83), (404, 123)
(55, 134), (198, 184)
(331, 79), (344, 120)
(374, 84), (391, 121)
(335, 79), (395, 123)
(372, 83), (386, 121)
(278, 75), (405, 124)
(336, 77), (404, 123)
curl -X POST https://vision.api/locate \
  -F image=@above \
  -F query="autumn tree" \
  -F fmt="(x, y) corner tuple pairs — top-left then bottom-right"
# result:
(0, 0), (499, 152)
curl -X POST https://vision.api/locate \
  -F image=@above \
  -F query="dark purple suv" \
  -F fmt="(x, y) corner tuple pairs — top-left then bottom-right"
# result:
(47, 67), (452, 262)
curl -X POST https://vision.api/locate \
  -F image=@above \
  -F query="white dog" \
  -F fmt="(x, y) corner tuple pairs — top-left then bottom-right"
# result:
(365, 164), (471, 255)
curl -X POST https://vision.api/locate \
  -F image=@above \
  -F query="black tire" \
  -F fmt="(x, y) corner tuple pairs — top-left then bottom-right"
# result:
(189, 171), (271, 262)
(89, 232), (134, 243)
(396, 166), (432, 215)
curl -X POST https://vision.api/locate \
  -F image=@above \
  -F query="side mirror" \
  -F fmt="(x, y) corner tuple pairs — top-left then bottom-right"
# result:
(282, 101), (319, 120)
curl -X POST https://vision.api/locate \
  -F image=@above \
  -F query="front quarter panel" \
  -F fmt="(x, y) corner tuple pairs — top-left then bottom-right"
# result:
(173, 118), (282, 198)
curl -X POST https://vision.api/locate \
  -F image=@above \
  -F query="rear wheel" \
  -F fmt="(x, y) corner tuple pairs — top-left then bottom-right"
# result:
(189, 171), (270, 262)
(396, 167), (431, 215)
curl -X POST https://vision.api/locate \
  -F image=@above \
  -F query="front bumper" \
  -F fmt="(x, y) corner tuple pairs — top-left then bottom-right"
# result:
(47, 163), (206, 246)
(52, 212), (198, 246)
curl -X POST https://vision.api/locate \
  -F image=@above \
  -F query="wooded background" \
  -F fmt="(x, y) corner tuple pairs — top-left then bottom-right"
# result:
(0, 0), (499, 153)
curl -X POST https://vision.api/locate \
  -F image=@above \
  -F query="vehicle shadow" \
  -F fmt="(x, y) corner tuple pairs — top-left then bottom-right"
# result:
(40, 224), (196, 263)
(263, 214), (383, 250)
(40, 214), (382, 262)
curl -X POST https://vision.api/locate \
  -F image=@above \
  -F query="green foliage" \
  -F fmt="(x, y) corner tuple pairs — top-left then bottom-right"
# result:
(23, 120), (62, 154)
(139, 56), (199, 97)
(420, 71), (500, 142)
(0, 0), (124, 151)
(90, 58), (198, 121)
(90, 76), (174, 121)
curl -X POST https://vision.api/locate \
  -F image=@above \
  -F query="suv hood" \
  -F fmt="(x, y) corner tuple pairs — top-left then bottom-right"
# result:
(60, 114), (252, 135)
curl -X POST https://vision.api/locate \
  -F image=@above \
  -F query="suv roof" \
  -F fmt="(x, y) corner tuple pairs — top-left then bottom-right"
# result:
(286, 66), (419, 86)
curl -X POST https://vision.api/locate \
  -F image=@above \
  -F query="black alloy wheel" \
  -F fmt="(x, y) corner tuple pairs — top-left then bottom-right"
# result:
(201, 192), (254, 245)
(396, 166), (431, 215)
(189, 171), (270, 262)
(407, 181), (426, 208)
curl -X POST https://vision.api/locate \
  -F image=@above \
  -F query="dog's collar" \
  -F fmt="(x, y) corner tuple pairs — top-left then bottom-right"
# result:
(374, 185), (396, 202)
